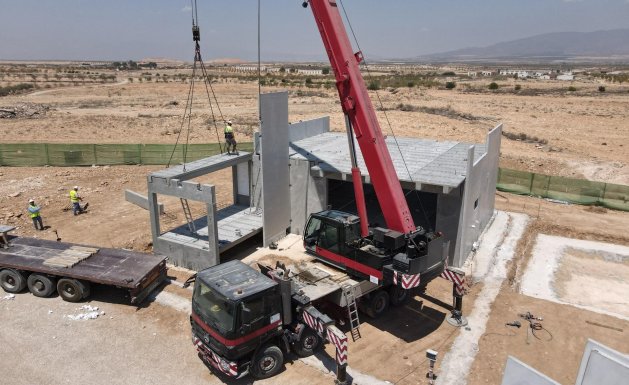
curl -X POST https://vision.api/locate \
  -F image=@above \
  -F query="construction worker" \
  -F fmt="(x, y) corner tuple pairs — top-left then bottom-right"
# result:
(69, 186), (88, 215)
(27, 199), (44, 230)
(224, 120), (238, 155)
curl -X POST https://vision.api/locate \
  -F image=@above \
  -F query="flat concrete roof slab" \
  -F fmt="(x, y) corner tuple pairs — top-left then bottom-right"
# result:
(290, 132), (487, 188)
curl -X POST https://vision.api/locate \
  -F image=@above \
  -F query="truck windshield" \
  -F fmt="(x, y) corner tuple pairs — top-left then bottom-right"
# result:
(192, 280), (235, 335)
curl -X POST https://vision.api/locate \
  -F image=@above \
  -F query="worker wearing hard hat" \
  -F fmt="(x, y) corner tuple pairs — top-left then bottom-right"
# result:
(27, 199), (44, 230)
(69, 186), (88, 215)
(224, 120), (238, 155)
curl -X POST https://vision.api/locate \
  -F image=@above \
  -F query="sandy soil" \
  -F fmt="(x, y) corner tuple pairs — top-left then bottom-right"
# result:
(2, 69), (629, 384)
(1, 73), (628, 183)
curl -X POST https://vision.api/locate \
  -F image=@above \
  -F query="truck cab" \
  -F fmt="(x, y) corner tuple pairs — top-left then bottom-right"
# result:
(190, 260), (283, 378)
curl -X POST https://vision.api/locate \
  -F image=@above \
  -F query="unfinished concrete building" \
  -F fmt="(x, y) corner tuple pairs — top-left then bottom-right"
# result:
(148, 91), (501, 270)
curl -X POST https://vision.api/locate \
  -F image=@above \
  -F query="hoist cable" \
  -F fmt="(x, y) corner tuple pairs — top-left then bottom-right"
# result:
(338, 0), (431, 230)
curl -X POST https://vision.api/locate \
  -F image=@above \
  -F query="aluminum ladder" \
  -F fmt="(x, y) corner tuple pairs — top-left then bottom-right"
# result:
(343, 284), (361, 341)
(180, 198), (197, 233)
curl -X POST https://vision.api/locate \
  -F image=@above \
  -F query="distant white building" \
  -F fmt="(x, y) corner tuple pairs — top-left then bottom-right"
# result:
(481, 71), (495, 76)
(500, 69), (530, 78)
(557, 73), (574, 81)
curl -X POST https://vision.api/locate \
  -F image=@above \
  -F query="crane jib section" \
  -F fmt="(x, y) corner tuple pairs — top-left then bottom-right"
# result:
(308, 0), (416, 234)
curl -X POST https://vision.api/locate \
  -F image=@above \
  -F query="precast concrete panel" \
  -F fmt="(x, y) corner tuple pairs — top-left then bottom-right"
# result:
(260, 92), (290, 246)
(576, 339), (629, 385)
(288, 116), (329, 143)
(501, 356), (561, 385)
(435, 188), (463, 262)
(289, 158), (328, 234)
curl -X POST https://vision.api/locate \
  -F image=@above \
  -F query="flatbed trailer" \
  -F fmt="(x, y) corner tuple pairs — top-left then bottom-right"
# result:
(0, 235), (167, 304)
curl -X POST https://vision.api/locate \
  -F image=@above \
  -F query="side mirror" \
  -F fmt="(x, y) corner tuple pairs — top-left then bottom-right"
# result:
(305, 237), (316, 247)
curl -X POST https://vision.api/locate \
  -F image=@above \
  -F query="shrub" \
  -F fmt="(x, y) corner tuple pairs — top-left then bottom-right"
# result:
(568, 86), (577, 92)
(407, 81), (415, 88)
(514, 84), (521, 91)
(445, 81), (456, 89)
(598, 85), (606, 92)
(488, 82), (499, 90)
(367, 81), (380, 91)
(442, 71), (456, 76)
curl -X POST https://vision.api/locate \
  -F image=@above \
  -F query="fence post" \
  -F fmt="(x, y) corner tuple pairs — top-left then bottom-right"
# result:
(45, 143), (50, 166)
(600, 182), (608, 207)
(138, 144), (142, 165)
(528, 172), (535, 195)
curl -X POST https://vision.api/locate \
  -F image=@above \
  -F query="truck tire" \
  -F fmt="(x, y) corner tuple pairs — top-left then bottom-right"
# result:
(0, 269), (27, 293)
(27, 274), (56, 297)
(57, 278), (90, 302)
(293, 328), (321, 357)
(365, 290), (389, 319)
(388, 285), (409, 307)
(250, 344), (284, 379)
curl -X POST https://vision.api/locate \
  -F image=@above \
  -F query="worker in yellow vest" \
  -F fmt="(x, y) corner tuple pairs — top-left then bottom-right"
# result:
(224, 120), (238, 155)
(27, 199), (44, 230)
(69, 186), (88, 215)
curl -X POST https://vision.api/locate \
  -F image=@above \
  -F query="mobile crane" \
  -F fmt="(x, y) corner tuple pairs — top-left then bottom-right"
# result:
(188, 1), (466, 382)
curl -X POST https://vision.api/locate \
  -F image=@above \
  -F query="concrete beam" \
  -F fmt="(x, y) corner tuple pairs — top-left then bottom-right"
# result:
(147, 178), (215, 203)
(125, 190), (164, 214)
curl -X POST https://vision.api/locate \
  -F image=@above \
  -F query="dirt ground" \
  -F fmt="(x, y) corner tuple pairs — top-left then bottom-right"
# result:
(2, 69), (629, 384)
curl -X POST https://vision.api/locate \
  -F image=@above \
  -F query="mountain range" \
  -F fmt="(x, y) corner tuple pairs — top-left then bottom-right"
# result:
(413, 29), (629, 62)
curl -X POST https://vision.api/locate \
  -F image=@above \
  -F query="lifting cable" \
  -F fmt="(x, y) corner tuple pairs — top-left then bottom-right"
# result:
(167, 0), (226, 169)
(248, 0), (263, 211)
(338, 0), (432, 230)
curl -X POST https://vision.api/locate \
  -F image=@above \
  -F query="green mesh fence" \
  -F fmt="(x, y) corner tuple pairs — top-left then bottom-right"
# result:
(1, 144), (627, 212)
(497, 168), (629, 212)
(0, 142), (253, 167)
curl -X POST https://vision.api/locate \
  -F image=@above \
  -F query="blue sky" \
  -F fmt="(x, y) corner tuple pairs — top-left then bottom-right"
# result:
(0, 0), (627, 61)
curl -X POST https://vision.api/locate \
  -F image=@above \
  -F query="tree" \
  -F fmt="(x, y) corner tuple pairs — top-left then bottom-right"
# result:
(322, 67), (330, 75)
(488, 82), (499, 90)
(445, 81), (456, 89)
(367, 81), (380, 91)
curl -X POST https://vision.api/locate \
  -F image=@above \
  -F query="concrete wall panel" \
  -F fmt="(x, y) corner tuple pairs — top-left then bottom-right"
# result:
(260, 92), (290, 246)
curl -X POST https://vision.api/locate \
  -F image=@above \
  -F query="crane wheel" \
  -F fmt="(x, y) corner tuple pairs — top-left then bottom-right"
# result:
(27, 274), (56, 297)
(388, 285), (409, 307)
(57, 278), (90, 302)
(250, 344), (284, 379)
(0, 269), (27, 293)
(364, 290), (390, 319)
(293, 328), (322, 357)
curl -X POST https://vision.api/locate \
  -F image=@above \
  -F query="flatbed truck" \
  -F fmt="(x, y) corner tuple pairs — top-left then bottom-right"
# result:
(0, 231), (167, 304)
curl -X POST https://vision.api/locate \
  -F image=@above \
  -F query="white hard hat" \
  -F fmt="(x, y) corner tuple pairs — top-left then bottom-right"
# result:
(29, 199), (35, 203)
(74, 186), (79, 190)
(227, 120), (232, 125)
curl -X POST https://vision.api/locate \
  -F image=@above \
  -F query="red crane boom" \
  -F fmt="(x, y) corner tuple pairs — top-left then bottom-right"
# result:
(307, 0), (416, 235)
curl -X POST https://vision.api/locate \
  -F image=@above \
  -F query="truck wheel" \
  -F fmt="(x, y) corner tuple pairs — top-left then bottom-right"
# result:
(293, 328), (321, 357)
(250, 344), (284, 379)
(365, 290), (389, 319)
(57, 278), (89, 302)
(389, 285), (409, 307)
(0, 269), (27, 293)
(27, 274), (56, 297)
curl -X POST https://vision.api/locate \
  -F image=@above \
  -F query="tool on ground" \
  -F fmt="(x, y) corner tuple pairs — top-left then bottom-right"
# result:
(506, 321), (521, 328)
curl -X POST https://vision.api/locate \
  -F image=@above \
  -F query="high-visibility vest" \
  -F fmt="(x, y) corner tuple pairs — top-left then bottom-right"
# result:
(70, 190), (79, 203)
(28, 204), (40, 218)
(224, 125), (233, 135)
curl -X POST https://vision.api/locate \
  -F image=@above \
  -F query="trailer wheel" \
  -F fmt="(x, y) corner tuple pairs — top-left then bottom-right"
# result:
(250, 344), (284, 379)
(0, 269), (26, 293)
(365, 290), (389, 319)
(27, 274), (56, 297)
(57, 278), (89, 302)
(293, 328), (321, 357)
(389, 285), (409, 307)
